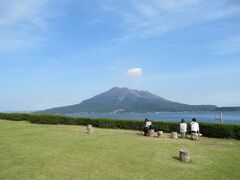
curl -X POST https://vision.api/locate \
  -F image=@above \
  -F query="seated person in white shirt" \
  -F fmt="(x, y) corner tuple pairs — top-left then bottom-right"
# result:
(146, 120), (152, 128)
(143, 118), (153, 136)
(190, 118), (200, 133)
(143, 118), (149, 136)
(180, 119), (187, 137)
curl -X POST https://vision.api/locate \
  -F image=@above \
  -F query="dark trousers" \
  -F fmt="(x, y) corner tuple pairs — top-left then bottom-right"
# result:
(143, 127), (149, 136)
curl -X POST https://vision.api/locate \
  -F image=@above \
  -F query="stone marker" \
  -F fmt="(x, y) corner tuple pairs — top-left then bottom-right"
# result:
(87, 125), (93, 134)
(181, 132), (186, 139)
(149, 129), (155, 137)
(179, 149), (190, 161)
(191, 133), (199, 141)
(171, 132), (178, 139)
(157, 131), (164, 138)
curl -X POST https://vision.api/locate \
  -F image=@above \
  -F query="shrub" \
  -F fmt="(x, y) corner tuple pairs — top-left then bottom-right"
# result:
(200, 123), (235, 138)
(0, 113), (239, 140)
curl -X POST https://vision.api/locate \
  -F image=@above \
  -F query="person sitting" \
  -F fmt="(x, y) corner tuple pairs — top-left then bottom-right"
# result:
(143, 118), (148, 136)
(180, 119), (187, 138)
(190, 118), (199, 133)
(190, 118), (200, 140)
(143, 118), (152, 136)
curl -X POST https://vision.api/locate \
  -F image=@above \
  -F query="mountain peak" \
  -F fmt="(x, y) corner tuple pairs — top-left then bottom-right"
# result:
(106, 87), (164, 101)
(38, 87), (218, 114)
(110, 87), (128, 90)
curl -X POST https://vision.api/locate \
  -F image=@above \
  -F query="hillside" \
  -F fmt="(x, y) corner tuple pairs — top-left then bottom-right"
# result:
(215, 107), (240, 111)
(38, 87), (217, 114)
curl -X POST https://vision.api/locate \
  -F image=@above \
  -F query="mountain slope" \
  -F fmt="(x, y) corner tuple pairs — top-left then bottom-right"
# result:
(38, 87), (218, 114)
(215, 107), (240, 111)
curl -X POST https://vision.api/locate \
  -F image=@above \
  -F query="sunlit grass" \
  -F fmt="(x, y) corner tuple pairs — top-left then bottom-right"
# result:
(0, 120), (240, 180)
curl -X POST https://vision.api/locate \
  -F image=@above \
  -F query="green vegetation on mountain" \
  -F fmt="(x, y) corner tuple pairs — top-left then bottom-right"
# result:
(215, 107), (240, 111)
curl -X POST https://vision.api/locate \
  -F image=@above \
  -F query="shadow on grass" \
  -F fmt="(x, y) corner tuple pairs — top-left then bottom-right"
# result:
(135, 131), (159, 138)
(172, 156), (192, 163)
(131, 132), (157, 139)
(172, 156), (180, 161)
(135, 132), (197, 142)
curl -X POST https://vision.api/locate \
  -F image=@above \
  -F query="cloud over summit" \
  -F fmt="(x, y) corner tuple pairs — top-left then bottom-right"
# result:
(126, 68), (142, 78)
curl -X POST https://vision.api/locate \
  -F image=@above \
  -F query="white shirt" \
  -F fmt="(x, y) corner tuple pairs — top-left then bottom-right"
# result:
(190, 122), (199, 132)
(180, 123), (187, 133)
(145, 121), (152, 127)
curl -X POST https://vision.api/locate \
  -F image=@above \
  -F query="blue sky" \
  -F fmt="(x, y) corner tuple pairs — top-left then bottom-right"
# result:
(0, 0), (240, 111)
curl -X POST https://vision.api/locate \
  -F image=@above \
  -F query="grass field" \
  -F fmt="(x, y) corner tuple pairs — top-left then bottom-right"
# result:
(0, 120), (240, 180)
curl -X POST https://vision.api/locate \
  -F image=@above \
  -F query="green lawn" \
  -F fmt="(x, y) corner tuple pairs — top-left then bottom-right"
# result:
(0, 120), (240, 180)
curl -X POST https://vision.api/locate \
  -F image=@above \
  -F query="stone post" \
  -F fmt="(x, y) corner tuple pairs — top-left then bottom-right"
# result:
(181, 132), (186, 139)
(157, 131), (164, 138)
(179, 149), (190, 161)
(149, 129), (155, 137)
(191, 133), (199, 141)
(87, 125), (93, 134)
(171, 132), (178, 139)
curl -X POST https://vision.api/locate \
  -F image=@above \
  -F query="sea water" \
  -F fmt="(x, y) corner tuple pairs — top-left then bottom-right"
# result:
(66, 111), (240, 124)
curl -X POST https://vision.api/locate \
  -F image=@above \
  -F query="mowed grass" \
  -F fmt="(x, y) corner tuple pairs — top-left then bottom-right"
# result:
(0, 120), (240, 180)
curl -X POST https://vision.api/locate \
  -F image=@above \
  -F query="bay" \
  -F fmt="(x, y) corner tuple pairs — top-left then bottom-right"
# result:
(66, 111), (240, 124)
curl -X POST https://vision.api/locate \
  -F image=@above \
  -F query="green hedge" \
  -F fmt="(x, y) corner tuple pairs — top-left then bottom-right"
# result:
(0, 113), (240, 140)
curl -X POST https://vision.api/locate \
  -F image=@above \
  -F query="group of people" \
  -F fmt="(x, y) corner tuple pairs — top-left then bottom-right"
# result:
(180, 118), (200, 137)
(143, 118), (200, 137)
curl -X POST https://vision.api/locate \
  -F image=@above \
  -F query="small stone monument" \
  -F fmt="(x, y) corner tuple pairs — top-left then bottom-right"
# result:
(87, 125), (93, 134)
(179, 149), (190, 161)
(191, 133), (199, 141)
(149, 129), (155, 137)
(181, 132), (186, 139)
(157, 131), (164, 138)
(171, 132), (178, 139)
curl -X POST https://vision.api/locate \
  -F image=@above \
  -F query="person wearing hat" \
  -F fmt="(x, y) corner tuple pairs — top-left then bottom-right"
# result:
(143, 118), (152, 136)
(180, 119), (187, 138)
(190, 118), (199, 133)
(190, 118), (201, 140)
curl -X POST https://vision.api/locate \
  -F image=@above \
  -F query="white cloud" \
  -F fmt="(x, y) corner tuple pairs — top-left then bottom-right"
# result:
(0, 0), (65, 52)
(98, 0), (240, 41)
(126, 68), (142, 78)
